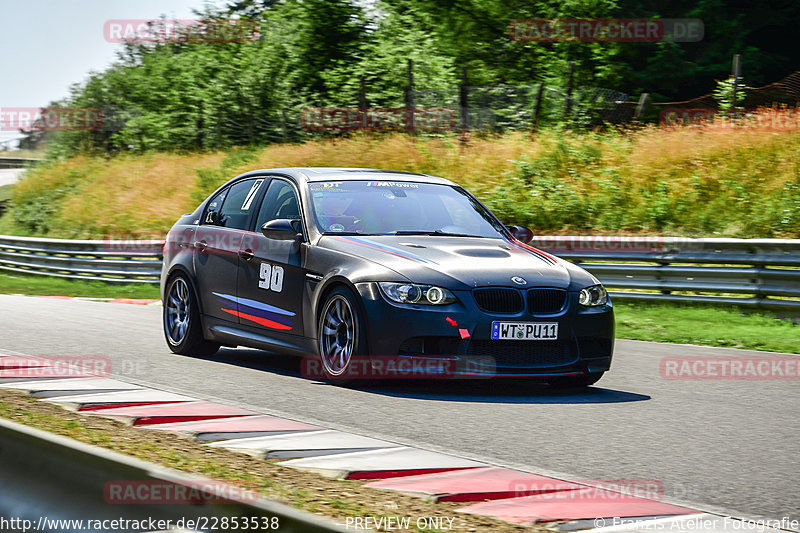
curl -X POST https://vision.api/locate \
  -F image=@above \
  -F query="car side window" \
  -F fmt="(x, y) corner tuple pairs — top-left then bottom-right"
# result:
(204, 188), (228, 225)
(206, 178), (264, 229)
(256, 179), (301, 231)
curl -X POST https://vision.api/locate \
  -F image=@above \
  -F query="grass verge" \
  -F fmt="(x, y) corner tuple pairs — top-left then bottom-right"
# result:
(0, 271), (159, 299)
(0, 389), (537, 533)
(0, 183), (13, 202)
(614, 301), (800, 354)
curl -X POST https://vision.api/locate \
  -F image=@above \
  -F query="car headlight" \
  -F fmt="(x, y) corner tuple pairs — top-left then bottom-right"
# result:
(579, 284), (608, 307)
(379, 282), (456, 305)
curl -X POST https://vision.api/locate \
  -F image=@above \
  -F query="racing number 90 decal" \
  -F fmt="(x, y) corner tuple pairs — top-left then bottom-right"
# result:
(259, 263), (284, 292)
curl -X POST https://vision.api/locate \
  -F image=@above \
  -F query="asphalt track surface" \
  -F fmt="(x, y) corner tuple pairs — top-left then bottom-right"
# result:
(0, 168), (26, 187)
(0, 294), (797, 524)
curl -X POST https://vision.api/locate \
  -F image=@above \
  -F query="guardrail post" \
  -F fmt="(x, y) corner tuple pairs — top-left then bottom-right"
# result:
(405, 59), (415, 133)
(359, 76), (368, 130)
(731, 53), (742, 111)
(532, 82), (545, 131)
(459, 66), (469, 131)
(634, 93), (649, 121)
(565, 62), (575, 121)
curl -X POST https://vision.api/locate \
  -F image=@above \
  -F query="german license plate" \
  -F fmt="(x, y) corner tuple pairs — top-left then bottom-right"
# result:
(491, 322), (558, 340)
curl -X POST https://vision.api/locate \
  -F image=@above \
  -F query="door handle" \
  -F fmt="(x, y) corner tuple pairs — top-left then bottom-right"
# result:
(238, 249), (254, 260)
(194, 240), (208, 252)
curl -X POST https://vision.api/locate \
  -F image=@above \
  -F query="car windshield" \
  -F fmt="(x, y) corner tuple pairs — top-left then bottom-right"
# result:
(308, 180), (507, 238)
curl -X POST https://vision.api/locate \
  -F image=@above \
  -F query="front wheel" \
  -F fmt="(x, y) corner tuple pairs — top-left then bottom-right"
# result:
(317, 287), (366, 385)
(547, 372), (604, 389)
(163, 274), (220, 357)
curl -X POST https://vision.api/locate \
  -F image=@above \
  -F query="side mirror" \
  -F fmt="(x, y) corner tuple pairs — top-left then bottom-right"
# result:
(506, 225), (534, 244)
(261, 218), (302, 241)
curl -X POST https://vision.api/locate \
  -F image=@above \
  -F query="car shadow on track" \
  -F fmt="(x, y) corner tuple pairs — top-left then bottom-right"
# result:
(353, 381), (650, 404)
(194, 348), (650, 405)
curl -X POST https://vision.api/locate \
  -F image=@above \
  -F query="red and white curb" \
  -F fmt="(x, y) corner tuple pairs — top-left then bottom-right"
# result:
(207, 430), (399, 459)
(0, 351), (789, 532)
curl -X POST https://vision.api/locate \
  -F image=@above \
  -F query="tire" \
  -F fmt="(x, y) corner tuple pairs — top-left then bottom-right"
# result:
(548, 372), (604, 389)
(163, 273), (220, 357)
(317, 286), (367, 385)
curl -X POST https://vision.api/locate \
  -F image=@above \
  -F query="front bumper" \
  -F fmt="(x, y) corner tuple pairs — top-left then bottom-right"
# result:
(354, 282), (614, 379)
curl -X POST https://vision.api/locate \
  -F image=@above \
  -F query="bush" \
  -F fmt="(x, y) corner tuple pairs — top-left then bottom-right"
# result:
(1, 125), (798, 239)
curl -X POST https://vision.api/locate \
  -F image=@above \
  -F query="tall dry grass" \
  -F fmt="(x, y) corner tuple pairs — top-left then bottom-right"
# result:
(5, 152), (225, 237)
(2, 116), (799, 238)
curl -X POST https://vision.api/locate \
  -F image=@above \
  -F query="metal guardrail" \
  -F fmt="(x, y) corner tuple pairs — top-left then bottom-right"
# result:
(0, 417), (347, 532)
(0, 234), (798, 309)
(532, 236), (800, 310)
(0, 235), (163, 283)
(0, 156), (44, 168)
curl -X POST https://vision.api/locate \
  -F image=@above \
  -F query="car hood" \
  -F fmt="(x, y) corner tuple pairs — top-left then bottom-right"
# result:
(318, 234), (572, 289)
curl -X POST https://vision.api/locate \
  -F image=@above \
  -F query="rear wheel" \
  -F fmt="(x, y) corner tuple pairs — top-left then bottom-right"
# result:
(317, 287), (366, 385)
(163, 274), (220, 357)
(548, 372), (604, 389)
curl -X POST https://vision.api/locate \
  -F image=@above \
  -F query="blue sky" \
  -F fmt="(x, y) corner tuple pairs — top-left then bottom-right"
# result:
(0, 0), (223, 146)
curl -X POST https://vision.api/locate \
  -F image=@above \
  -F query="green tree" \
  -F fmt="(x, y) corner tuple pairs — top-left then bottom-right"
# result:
(322, 9), (457, 107)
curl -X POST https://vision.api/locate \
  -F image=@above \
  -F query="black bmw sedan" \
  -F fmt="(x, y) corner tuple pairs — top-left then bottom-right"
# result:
(161, 167), (614, 387)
